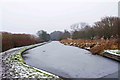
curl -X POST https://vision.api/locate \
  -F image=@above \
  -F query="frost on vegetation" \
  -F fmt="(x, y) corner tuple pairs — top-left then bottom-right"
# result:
(104, 50), (120, 56)
(4, 47), (60, 79)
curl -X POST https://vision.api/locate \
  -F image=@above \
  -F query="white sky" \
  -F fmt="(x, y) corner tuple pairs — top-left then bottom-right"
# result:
(0, 0), (119, 34)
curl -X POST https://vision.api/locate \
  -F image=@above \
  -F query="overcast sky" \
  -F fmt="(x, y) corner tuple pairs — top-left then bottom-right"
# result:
(0, 0), (119, 34)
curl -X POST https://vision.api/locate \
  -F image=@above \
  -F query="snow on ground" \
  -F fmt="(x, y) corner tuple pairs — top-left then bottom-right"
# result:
(24, 41), (119, 78)
(1, 42), (60, 78)
(104, 50), (120, 56)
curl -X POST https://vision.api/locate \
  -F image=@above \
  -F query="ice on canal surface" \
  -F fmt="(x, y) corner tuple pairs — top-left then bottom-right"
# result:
(23, 41), (119, 78)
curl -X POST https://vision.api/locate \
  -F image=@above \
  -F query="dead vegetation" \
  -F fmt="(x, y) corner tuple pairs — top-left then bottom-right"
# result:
(60, 39), (119, 55)
(1, 32), (41, 52)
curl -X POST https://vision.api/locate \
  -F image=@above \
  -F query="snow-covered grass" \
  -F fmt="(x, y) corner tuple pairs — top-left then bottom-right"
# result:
(9, 51), (58, 78)
(3, 43), (61, 78)
(104, 50), (120, 56)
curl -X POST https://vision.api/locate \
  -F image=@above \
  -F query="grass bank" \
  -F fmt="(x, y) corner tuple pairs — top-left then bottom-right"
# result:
(3, 42), (61, 79)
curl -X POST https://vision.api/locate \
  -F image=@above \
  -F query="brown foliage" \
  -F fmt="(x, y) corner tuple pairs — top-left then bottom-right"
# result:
(1, 32), (41, 52)
(60, 39), (118, 55)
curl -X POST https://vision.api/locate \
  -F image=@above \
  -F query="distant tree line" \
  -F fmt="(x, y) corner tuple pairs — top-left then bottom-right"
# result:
(37, 30), (71, 41)
(1, 32), (41, 52)
(37, 30), (50, 42)
(71, 17), (120, 39)
(1, 16), (119, 52)
(37, 17), (119, 41)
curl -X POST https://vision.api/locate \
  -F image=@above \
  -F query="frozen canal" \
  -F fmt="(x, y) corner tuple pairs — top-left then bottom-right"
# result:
(23, 41), (119, 78)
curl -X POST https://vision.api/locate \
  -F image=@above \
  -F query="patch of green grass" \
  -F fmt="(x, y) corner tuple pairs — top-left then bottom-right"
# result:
(11, 53), (26, 64)
(116, 52), (120, 54)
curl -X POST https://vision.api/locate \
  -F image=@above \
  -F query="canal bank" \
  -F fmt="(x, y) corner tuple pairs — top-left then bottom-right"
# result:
(1, 42), (60, 79)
